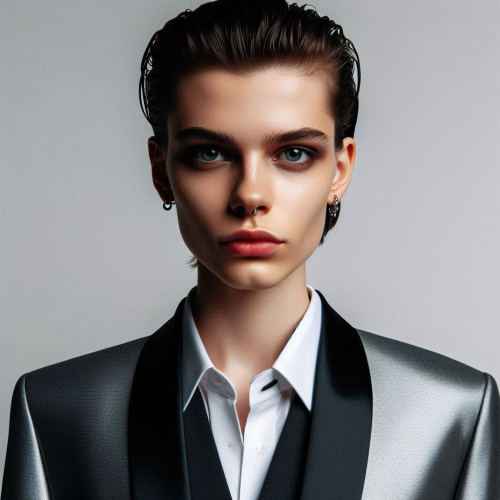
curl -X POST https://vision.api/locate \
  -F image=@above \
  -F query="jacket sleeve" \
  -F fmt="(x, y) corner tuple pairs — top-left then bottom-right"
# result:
(455, 372), (500, 499)
(1, 374), (51, 500)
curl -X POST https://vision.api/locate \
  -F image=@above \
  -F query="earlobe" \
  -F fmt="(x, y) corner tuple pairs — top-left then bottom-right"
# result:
(148, 137), (175, 203)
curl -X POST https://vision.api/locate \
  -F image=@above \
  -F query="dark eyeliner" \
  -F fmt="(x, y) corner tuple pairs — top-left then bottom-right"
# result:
(277, 146), (318, 166)
(178, 145), (230, 167)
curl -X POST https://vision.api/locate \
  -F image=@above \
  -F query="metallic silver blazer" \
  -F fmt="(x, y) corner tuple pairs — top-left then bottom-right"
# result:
(2, 289), (499, 499)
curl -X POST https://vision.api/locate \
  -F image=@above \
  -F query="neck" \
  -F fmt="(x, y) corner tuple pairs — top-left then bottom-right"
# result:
(192, 263), (311, 382)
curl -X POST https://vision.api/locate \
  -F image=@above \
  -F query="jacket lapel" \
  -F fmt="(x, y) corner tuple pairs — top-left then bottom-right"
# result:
(128, 297), (191, 500)
(127, 289), (373, 500)
(300, 290), (373, 499)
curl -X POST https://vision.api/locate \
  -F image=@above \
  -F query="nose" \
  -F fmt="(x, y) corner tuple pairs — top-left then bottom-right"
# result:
(228, 154), (273, 217)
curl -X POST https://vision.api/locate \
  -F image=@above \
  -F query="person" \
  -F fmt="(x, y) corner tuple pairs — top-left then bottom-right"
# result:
(2, 0), (499, 498)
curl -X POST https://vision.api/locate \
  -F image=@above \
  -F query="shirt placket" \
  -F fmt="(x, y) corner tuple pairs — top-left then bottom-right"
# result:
(239, 370), (285, 500)
(204, 373), (243, 500)
(203, 368), (290, 500)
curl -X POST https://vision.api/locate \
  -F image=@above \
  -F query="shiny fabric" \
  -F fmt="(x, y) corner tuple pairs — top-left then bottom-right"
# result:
(357, 330), (500, 499)
(2, 337), (148, 499)
(1, 375), (50, 499)
(1, 290), (499, 499)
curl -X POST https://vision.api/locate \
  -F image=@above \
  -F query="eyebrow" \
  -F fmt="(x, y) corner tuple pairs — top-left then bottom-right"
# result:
(175, 127), (331, 147)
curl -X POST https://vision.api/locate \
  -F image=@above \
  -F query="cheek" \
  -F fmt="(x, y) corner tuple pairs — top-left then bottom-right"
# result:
(280, 180), (329, 244)
(176, 201), (213, 249)
(174, 180), (226, 255)
(297, 201), (327, 249)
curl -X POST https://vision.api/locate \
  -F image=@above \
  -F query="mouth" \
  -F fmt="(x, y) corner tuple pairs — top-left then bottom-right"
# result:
(220, 227), (284, 256)
(221, 228), (283, 244)
(220, 240), (284, 257)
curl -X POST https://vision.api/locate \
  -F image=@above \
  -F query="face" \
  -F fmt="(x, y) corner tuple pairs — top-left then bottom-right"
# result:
(150, 66), (355, 290)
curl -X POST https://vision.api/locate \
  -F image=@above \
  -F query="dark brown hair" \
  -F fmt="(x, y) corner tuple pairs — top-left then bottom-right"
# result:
(139, 0), (360, 267)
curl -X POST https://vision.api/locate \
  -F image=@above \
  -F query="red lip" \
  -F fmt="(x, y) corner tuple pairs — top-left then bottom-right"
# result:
(220, 229), (283, 244)
(222, 240), (283, 257)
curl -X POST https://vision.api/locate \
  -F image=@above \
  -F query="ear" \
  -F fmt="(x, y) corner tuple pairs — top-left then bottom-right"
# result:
(148, 137), (175, 204)
(327, 137), (356, 205)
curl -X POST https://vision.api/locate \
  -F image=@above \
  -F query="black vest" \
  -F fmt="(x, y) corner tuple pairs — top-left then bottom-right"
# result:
(128, 290), (372, 500)
(183, 386), (312, 500)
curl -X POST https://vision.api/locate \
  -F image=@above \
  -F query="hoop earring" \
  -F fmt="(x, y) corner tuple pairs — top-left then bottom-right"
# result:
(163, 200), (176, 211)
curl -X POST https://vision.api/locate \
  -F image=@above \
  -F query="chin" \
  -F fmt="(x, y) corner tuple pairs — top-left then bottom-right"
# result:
(211, 259), (292, 291)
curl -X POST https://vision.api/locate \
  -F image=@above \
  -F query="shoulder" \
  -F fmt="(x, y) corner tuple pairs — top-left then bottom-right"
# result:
(354, 328), (492, 409)
(353, 328), (500, 494)
(23, 336), (149, 413)
(26, 335), (149, 384)
(4, 336), (152, 497)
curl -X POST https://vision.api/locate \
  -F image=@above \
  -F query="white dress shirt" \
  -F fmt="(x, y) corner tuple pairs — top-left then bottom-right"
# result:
(181, 284), (323, 500)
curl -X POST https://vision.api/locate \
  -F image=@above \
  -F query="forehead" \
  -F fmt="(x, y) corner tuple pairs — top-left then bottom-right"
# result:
(169, 67), (334, 138)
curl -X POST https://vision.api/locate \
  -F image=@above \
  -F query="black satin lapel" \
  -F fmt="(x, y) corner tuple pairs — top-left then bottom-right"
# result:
(258, 392), (312, 500)
(301, 290), (373, 500)
(184, 387), (232, 500)
(128, 297), (191, 500)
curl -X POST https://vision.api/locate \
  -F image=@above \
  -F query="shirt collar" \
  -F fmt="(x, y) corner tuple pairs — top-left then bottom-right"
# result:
(182, 284), (322, 413)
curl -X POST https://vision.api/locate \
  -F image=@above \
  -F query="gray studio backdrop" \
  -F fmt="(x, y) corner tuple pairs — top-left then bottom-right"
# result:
(1, 0), (499, 483)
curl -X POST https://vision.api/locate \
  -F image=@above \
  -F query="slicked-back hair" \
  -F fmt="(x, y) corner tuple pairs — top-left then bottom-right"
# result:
(139, 0), (361, 267)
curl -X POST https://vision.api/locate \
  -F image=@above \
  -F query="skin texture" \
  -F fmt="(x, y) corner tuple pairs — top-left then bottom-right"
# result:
(149, 66), (356, 434)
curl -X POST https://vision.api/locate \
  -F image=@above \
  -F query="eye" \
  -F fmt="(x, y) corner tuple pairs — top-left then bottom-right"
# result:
(277, 147), (315, 165)
(193, 147), (227, 162)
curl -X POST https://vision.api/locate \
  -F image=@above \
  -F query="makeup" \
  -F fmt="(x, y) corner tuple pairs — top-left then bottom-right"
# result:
(221, 240), (284, 257)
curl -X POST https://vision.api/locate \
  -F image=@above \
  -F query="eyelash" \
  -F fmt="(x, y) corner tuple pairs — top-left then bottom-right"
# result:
(184, 146), (317, 169)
